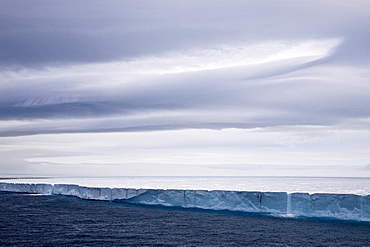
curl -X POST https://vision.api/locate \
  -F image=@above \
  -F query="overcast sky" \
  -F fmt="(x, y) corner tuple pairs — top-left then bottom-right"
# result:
(1, 0), (370, 177)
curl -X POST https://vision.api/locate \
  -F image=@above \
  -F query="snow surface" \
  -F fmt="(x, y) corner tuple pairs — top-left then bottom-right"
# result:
(1, 181), (369, 221)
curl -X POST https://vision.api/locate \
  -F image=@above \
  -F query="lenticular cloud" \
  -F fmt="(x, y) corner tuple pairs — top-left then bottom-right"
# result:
(136, 39), (342, 74)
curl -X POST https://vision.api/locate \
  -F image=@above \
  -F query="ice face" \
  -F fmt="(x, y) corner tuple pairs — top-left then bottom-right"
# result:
(112, 188), (148, 201)
(261, 192), (287, 213)
(79, 187), (112, 201)
(363, 195), (370, 219)
(310, 193), (364, 220)
(0, 183), (53, 194)
(125, 189), (185, 207)
(124, 190), (286, 213)
(290, 193), (310, 215)
(52, 184), (80, 197)
(1, 182), (369, 221)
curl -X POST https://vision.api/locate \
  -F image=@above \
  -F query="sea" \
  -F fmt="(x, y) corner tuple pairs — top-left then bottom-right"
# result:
(1, 176), (370, 246)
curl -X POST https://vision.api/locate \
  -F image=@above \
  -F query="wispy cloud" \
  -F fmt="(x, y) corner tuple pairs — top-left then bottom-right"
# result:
(0, 1), (369, 176)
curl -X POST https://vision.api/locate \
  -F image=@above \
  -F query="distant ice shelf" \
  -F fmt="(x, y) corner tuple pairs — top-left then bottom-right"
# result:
(1, 182), (369, 222)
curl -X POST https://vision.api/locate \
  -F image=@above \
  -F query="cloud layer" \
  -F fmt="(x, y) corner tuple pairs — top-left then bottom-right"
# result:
(1, 1), (370, 176)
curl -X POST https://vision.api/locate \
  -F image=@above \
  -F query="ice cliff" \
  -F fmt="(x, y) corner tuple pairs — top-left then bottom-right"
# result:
(1, 182), (369, 221)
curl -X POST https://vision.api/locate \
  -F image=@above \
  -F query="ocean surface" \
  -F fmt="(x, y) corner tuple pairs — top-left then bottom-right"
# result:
(3, 176), (370, 195)
(1, 192), (370, 246)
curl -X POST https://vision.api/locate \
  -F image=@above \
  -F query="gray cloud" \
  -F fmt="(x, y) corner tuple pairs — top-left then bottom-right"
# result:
(2, 1), (370, 177)
(1, 49), (370, 137)
(1, 1), (369, 68)
(0, 1), (369, 136)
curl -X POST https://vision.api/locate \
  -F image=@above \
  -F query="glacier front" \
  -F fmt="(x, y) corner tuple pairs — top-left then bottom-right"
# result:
(1, 182), (369, 221)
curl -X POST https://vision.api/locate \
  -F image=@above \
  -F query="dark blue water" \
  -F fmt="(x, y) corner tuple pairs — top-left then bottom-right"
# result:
(1, 192), (370, 246)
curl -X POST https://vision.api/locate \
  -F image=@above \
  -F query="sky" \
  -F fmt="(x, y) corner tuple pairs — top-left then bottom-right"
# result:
(0, 0), (370, 177)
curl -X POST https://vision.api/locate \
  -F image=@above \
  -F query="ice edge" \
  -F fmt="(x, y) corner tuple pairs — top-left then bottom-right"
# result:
(1, 182), (369, 222)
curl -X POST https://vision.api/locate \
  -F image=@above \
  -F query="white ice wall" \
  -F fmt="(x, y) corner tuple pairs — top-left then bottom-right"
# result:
(0, 182), (53, 194)
(290, 193), (369, 221)
(1, 182), (369, 221)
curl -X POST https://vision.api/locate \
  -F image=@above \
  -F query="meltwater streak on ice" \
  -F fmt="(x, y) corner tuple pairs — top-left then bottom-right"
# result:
(287, 193), (292, 215)
(1, 180), (370, 222)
